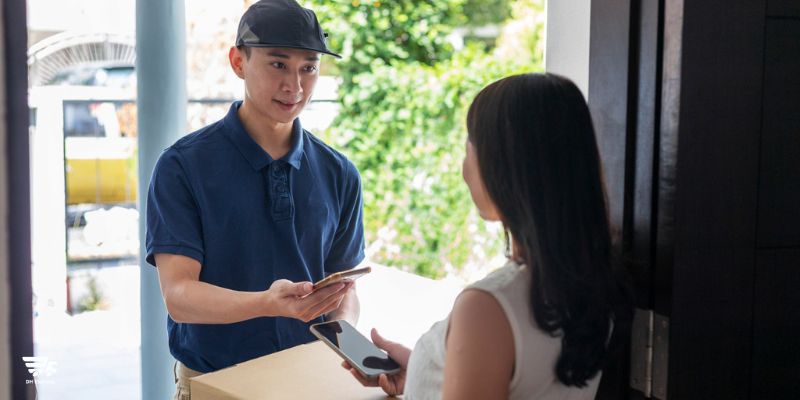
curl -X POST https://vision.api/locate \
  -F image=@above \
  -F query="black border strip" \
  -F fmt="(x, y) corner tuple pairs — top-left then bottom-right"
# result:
(3, 0), (33, 398)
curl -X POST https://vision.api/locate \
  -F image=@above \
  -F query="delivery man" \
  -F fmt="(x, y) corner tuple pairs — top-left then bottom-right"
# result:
(145, 1), (365, 398)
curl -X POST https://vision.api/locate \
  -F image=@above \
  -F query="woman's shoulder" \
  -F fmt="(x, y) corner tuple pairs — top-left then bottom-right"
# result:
(467, 260), (529, 295)
(448, 261), (524, 360)
(444, 285), (515, 398)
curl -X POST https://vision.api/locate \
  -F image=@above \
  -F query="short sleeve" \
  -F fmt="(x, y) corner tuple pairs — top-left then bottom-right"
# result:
(325, 161), (365, 272)
(145, 148), (205, 267)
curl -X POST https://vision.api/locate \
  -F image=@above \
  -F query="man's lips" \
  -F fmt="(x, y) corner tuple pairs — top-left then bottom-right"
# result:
(274, 99), (301, 111)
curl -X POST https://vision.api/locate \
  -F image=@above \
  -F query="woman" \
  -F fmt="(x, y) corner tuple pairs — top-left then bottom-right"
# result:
(344, 73), (629, 399)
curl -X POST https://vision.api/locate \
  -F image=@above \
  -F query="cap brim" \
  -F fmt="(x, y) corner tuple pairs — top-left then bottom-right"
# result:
(238, 43), (341, 59)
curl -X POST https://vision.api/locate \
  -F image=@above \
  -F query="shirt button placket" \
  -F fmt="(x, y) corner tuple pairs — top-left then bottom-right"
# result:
(269, 162), (293, 221)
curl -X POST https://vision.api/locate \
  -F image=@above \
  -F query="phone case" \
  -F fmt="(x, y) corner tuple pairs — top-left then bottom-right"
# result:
(312, 266), (371, 290)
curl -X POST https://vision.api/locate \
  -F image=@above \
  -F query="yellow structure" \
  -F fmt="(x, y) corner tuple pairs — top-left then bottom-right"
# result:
(65, 157), (137, 205)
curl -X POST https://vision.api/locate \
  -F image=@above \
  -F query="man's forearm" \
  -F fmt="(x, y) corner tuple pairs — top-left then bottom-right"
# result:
(164, 280), (268, 324)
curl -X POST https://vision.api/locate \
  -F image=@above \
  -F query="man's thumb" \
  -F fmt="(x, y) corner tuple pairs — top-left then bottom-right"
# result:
(286, 281), (313, 296)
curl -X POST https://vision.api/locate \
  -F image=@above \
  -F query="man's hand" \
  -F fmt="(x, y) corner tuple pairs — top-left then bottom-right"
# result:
(263, 279), (351, 322)
(155, 253), (350, 325)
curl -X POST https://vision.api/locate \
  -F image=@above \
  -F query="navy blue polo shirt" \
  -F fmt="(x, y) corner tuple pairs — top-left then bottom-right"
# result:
(145, 101), (365, 373)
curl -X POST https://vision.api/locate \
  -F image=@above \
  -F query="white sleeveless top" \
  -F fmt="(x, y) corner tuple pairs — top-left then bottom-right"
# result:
(403, 261), (601, 399)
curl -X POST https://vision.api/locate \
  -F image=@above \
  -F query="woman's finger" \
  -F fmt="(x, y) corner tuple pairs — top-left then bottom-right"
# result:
(378, 373), (398, 396)
(348, 367), (378, 387)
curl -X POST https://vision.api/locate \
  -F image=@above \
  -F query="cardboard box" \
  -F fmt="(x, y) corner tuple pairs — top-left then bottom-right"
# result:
(191, 340), (395, 399)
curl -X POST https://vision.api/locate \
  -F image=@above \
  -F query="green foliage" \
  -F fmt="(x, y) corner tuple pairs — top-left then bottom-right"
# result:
(322, 46), (538, 277)
(312, 0), (545, 278)
(78, 275), (107, 312)
(462, 0), (512, 27)
(306, 0), (464, 86)
(494, 0), (545, 66)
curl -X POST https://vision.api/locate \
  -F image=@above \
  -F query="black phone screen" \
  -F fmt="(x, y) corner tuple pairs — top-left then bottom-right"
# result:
(311, 321), (401, 376)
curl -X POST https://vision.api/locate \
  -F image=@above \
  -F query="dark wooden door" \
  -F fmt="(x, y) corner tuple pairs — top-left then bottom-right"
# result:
(589, 1), (800, 399)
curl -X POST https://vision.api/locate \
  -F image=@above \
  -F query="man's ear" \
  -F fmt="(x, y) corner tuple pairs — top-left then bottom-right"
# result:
(229, 46), (245, 79)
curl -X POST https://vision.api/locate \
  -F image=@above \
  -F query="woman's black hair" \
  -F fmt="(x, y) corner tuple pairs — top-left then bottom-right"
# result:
(467, 73), (627, 387)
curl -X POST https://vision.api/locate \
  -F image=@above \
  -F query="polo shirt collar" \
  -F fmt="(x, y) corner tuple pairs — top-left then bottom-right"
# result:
(223, 101), (305, 171)
(283, 119), (305, 170)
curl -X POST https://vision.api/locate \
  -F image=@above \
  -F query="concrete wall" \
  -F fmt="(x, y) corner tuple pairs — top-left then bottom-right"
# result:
(545, 0), (591, 97)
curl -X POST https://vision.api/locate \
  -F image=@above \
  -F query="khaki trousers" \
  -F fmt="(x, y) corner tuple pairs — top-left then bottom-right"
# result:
(173, 361), (203, 400)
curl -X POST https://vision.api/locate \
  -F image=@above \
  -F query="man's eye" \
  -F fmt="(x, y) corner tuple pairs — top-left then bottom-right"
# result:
(271, 62), (285, 69)
(304, 65), (318, 72)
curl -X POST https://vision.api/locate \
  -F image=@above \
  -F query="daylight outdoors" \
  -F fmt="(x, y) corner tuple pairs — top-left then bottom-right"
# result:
(26, 0), (545, 397)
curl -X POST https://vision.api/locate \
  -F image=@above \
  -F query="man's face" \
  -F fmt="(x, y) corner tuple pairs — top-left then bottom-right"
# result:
(230, 46), (321, 124)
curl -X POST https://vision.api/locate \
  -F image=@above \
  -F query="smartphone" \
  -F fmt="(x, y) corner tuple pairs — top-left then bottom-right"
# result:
(312, 266), (372, 291)
(309, 320), (401, 378)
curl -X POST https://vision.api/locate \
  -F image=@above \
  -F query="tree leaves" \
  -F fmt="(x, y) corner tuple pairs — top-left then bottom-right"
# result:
(309, 0), (544, 278)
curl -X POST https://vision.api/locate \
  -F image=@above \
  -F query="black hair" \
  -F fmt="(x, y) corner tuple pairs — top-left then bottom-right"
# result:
(236, 45), (251, 59)
(467, 73), (629, 387)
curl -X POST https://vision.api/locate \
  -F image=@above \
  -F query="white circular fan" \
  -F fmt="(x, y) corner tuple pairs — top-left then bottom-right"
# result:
(27, 31), (136, 87)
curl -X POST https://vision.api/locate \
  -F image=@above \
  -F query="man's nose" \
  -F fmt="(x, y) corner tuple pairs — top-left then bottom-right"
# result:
(282, 71), (302, 95)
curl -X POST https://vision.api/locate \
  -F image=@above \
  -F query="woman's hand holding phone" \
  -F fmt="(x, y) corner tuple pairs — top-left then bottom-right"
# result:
(340, 328), (410, 396)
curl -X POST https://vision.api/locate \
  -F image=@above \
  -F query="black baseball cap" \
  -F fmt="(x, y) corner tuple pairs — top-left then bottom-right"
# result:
(235, 0), (341, 59)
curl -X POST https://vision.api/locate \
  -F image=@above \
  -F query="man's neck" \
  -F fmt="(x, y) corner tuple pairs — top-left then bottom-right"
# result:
(237, 101), (294, 160)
